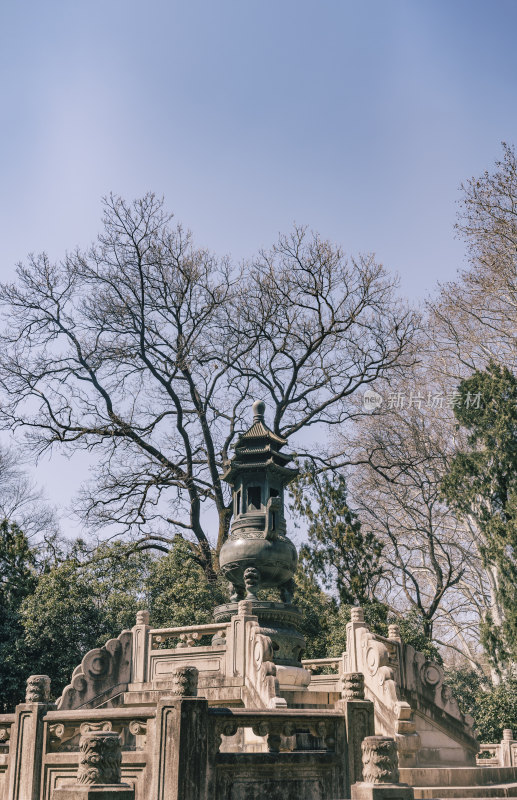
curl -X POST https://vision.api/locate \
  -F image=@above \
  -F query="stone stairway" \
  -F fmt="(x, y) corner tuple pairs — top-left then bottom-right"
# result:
(401, 766), (517, 799)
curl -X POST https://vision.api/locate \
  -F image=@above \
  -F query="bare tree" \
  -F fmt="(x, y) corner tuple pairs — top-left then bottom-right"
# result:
(0, 194), (416, 578)
(425, 143), (517, 675)
(0, 445), (58, 542)
(349, 398), (466, 633)
(430, 142), (517, 377)
(350, 372), (516, 677)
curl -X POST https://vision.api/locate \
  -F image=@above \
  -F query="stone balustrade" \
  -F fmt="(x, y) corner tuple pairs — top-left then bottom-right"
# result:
(209, 707), (344, 754)
(150, 622), (229, 650)
(477, 729), (517, 767)
(344, 606), (477, 767)
(301, 656), (341, 674)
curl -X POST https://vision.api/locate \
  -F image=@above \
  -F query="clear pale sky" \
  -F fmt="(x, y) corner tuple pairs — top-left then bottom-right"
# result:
(1, 0), (516, 524)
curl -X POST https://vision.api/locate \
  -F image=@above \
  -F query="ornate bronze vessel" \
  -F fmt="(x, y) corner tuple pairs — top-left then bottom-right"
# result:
(219, 400), (299, 602)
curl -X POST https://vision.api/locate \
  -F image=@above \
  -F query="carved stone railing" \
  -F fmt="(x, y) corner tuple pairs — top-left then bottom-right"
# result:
(54, 613), (231, 712)
(150, 622), (229, 650)
(477, 729), (517, 767)
(208, 707), (343, 754)
(57, 630), (133, 710)
(476, 743), (500, 765)
(302, 656), (341, 675)
(42, 706), (156, 754)
(343, 606), (478, 767)
(208, 707), (349, 799)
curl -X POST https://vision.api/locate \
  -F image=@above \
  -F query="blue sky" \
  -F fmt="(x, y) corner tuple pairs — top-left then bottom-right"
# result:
(1, 0), (516, 519)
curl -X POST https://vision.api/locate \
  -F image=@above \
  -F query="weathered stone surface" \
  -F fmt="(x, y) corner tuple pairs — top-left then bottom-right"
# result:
(152, 697), (208, 800)
(352, 736), (414, 800)
(5, 701), (48, 800)
(336, 697), (375, 784)
(351, 783), (414, 800)
(135, 610), (149, 625)
(343, 607), (476, 766)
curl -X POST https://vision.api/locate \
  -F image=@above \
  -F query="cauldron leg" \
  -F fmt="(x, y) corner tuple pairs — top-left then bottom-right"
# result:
(229, 581), (245, 601)
(244, 567), (261, 598)
(279, 577), (295, 604)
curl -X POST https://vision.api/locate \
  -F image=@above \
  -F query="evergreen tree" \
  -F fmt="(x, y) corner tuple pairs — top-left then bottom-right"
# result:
(20, 541), (150, 699)
(291, 463), (383, 606)
(442, 362), (517, 671)
(147, 536), (228, 628)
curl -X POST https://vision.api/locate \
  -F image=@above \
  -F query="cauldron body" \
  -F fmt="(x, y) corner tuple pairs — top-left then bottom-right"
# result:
(219, 530), (297, 590)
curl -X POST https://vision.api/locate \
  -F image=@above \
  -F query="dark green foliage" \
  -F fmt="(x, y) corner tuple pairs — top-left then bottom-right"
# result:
(292, 566), (338, 659)
(147, 537), (229, 628)
(291, 464), (383, 605)
(20, 541), (150, 697)
(445, 667), (517, 742)
(395, 610), (443, 664)
(0, 521), (37, 712)
(442, 363), (517, 669)
(474, 680), (517, 742)
(1, 536), (229, 708)
(444, 667), (484, 720)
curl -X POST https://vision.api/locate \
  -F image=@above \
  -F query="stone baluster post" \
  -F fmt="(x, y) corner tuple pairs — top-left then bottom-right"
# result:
(151, 666), (208, 800)
(5, 675), (51, 800)
(224, 599), (257, 679)
(131, 610), (150, 685)
(351, 736), (414, 800)
(501, 728), (515, 767)
(345, 607), (368, 674)
(336, 672), (375, 786)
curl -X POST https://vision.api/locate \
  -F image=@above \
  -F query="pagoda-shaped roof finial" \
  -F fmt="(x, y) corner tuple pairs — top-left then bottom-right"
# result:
(252, 399), (266, 423)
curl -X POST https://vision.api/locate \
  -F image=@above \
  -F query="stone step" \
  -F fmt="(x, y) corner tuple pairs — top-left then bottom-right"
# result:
(413, 783), (517, 799)
(400, 767), (517, 788)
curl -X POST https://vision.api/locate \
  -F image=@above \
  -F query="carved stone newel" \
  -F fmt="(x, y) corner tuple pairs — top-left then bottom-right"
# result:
(77, 731), (122, 785)
(53, 730), (134, 799)
(362, 736), (399, 784)
(169, 666), (199, 696)
(342, 672), (365, 700)
(25, 674), (51, 703)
